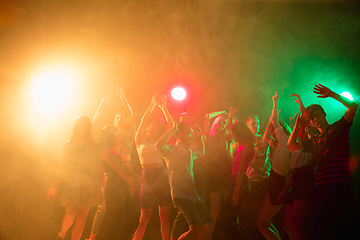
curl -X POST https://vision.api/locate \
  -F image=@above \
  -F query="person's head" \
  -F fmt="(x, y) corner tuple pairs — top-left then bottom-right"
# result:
(245, 115), (260, 135)
(175, 121), (195, 147)
(305, 104), (327, 129)
(114, 110), (134, 137)
(146, 118), (167, 140)
(114, 110), (131, 128)
(209, 114), (227, 136)
(179, 113), (195, 126)
(279, 121), (292, 136)
(70, 116), (92, 142)
(230, 121), (255, 145)
(98, 126), (118, 149)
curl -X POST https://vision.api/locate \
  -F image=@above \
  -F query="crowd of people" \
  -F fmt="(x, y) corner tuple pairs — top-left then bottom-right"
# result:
(45, 84), (358, 240)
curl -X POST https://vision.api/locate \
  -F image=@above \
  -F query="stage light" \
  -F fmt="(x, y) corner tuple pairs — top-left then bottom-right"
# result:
(340, 92), (353, 101)
(171, 87), (186, 101)
(31, 68), (76, 115)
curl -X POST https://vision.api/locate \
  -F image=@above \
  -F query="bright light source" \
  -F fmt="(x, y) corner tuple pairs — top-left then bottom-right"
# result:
(171, 87), (186, 101)
(31, 69), (76, 115)
(340, 92), (353, 101)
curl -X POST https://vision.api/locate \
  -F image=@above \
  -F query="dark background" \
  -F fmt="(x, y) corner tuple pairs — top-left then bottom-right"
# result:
(1, 0), (359, 239)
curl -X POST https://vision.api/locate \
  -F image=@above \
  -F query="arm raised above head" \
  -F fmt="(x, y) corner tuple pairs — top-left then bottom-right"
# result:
(313, 84), (358, 122)
(135, 94), (158, 145)
(202, 110), (227, 136)
(117, 85), (133, 115)
(155, 122), (177, 153)
(287, 114), (306, 151)
(158, 94), (174, 131)
(270, 91), (280, 129)
(290, 93), (306, 115)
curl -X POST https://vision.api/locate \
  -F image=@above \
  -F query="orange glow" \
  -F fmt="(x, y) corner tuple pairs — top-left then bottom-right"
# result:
(30, 68), (78, 117)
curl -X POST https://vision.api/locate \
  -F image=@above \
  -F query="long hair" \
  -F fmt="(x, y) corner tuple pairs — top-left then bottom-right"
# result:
(70, 116), (92, 143)
(98, 126), (118, 150)
(114, 110), (135, 139)
(230, 121), (255, 145)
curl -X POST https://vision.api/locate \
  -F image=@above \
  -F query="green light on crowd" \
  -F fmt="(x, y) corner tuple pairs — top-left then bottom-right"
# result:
(340, 92), (353, 101)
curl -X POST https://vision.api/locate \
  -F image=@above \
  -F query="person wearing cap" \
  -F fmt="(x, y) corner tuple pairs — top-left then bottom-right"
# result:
(287, 84), (358, 240)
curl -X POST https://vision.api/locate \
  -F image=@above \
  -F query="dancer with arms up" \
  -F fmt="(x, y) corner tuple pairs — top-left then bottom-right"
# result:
(133, 94), (173, 240)
(287, 84), (358, 240)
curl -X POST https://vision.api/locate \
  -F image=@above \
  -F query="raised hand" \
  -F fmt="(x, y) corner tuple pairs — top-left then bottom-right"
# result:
(151, 93), (160, 106)
(158, 95), (168, 110)
(117, 84), (125, 98)
(45, 186), (56, 201)
(290, 93), (301, 104)
(229, 106), (240, 115)
(295, 114), (309, 129)
(313, 84), (334, 98)
(272, 91), (279, 102)
(100, 94), (109, 108)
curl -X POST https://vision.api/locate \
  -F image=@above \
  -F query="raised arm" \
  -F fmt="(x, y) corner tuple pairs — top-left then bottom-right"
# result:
(92, 95), (110, 140)
(313, 84), (358, 122)
(93, 95), (109, 123)
(290, 94), (306, 115)
(287, 114), (306, 151)
(227, 107), (239, 132)
(193, 123), (205, 156)
(117, 85), (133, 115)
(135, 94), (158, 146)
(202, 110), (226, 136)
(155, 123), (177, 152)
(263, 117), (277, 150)
(158, 95), (174, 131)
(270, 91), (280, 129)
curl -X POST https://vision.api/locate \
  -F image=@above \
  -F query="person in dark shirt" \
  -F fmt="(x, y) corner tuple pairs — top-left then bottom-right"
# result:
(287, 84), (358, 240)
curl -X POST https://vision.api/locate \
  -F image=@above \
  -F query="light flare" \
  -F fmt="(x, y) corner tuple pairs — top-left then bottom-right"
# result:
(31, 68), (76, 116)
(340, 92), (353, 101)
(171, 87), (186, 101)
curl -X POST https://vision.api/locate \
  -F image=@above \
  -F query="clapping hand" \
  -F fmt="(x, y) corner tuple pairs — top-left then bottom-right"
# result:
(158, 95), (168, 110)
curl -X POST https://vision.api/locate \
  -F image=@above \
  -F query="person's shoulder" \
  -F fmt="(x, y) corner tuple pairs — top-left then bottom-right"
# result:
(333, 116), (352, 130)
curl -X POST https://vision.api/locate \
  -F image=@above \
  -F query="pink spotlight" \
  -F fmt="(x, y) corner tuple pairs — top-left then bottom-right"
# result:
(171, 87), (186, 101)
